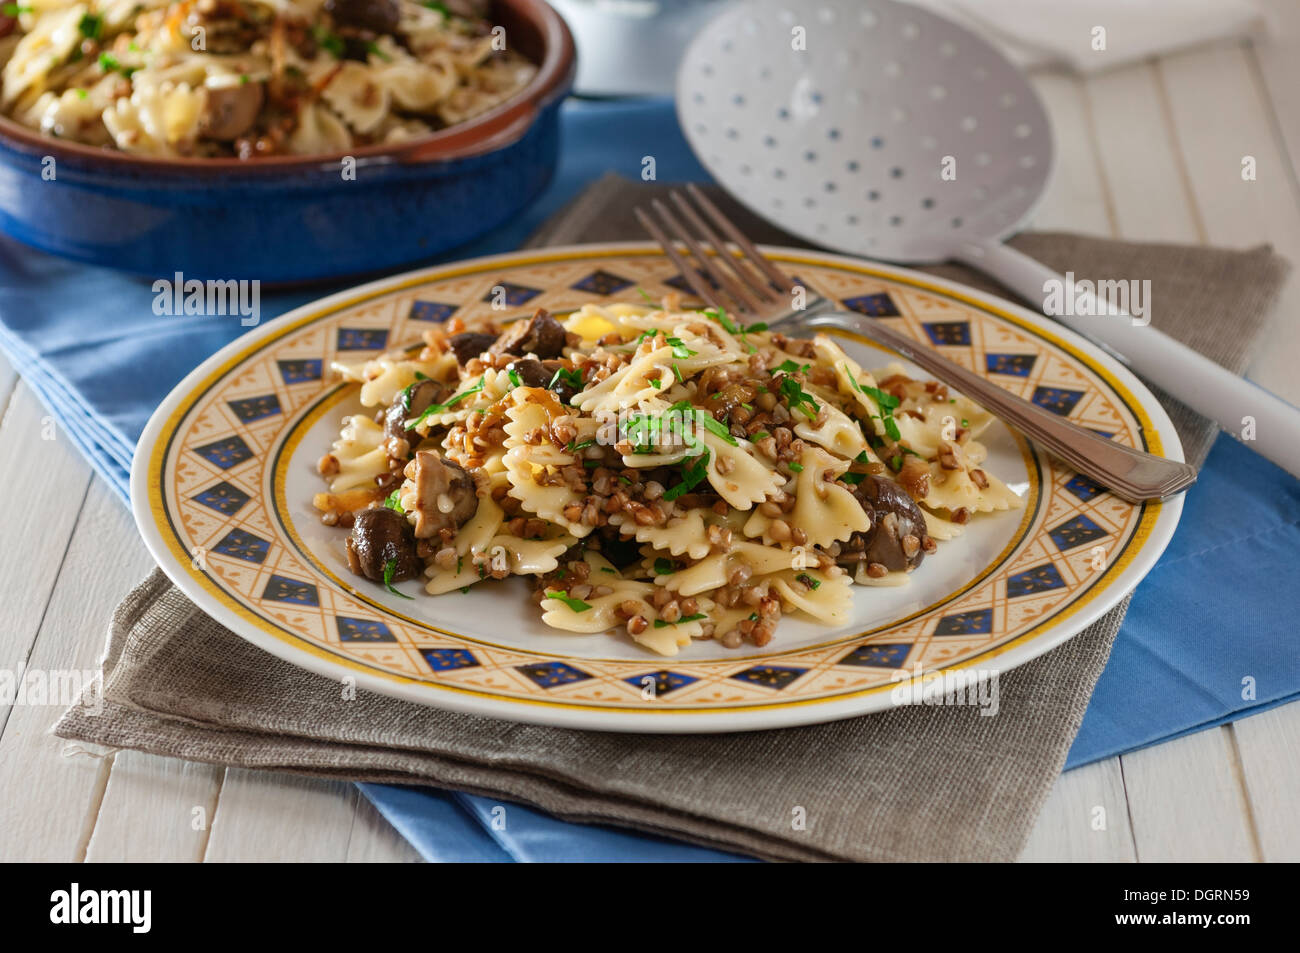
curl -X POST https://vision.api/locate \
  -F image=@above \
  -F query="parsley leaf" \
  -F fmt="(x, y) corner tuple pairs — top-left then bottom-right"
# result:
(382, 560), (413, 599)
(696, 410), (737, 446)
(653, 613), (708, 628)
(405, 376), (485, 430)
(398, 371), (429, 411)
(78, 12), (102, 39)
(384, 489), (404, 513)
(662, 447), (711, 501)
(774, 359), (809, 374)
(653, 557), (677, 575)
(507, 368), (522, 387)
(545, 590), (592, 613)
(777, 374), (820, 419)
(548, 366), (584, 393)
(788, 462), (804, 472)
(666, 336), (697, 359)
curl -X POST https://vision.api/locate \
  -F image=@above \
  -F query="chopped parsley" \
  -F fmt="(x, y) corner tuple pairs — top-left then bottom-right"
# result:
(566, 438), (595, 453)
(506, 368), (522, 387)
(666, 336), (697, 359)
(788, 462), (804, 472)
(777, 374), (820, 419)
(312, 25), (345, 59)
(2, 4), (33, 15)
(703, 306), (763, 351)
(840, 471), (867, 485)
(774, 359), (810, 374)
(74, 88), (88, 100)
(672, 363), (684, 384)
(548, 366), (584, 393)
(422, 0), (452, 17)
(384, 489), (405, 513)
(844, 369), (902, 441)
(653, 557), (677, 575)
(365, 41), (392, 62)
(961, 418), (970, 428)
(653, 613), (707, 628)
(599, 566), (618, 574)
(545, 590), (592, 613)
(382, 560), (413, 599)
(405, 376), (485, 430)
(796, 573), (821, 590)
(78, 12), (102, 39)
(751, 431), (770, 441)
(98, 52), (137, 77)
(662, 448), (711, 501)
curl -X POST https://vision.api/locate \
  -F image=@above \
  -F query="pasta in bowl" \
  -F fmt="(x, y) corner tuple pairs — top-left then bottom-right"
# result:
(316, 298), (1021, 657)
(0, 0), (537, 158)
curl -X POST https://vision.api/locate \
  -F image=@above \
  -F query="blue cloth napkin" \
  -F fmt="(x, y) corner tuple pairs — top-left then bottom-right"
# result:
(3, 97), (1297, 862)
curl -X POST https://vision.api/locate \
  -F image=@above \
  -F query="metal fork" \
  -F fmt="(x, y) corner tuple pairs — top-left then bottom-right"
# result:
(636, 185), (1197, 503)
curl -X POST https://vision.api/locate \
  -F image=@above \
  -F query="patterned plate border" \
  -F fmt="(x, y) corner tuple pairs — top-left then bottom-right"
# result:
(133, 243), (1185, 733)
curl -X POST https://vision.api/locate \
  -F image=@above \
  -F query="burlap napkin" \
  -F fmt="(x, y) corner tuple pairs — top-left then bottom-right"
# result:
(55, 175), (1290, 862)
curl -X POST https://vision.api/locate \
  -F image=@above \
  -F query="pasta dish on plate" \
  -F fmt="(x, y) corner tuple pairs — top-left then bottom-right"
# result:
(0, 0), (535, 157)
(315, 298), (1021, 656)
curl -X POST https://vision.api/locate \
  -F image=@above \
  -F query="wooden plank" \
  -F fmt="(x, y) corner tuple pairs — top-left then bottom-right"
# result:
(0, 477), (151, 860)
(203, 769), (358, 862)
(1121, 729), (1260, 861)
(1158, 42), (1300, 404)
(85, 753), (223, 863)
(1026, 72), (1114, 236)
(347, 795), (425, 863)
(1246, 2), (1300, 191)
(0, 384), (92, 744)
(1019, 758), (1137, 862)
(1232, 705), (1300, 861)
(1084, 63), (1204, 242)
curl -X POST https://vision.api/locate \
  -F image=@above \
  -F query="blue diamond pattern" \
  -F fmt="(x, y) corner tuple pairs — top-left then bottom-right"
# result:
(730, 665), (808, 689)
(1031, 386), (1085, 416)
(409, 300), (459, 323)
(840, 292), (901, 317)
(516, 661), (591, 688)
(837, 643), (911, 668)
(1049, 515), (1109, 551)
(262, 574), (319, 606)
(933, 609), (994, 637)
(623, 670), (698, 696)
(227, 394), (281, 423)
(664, 269), (720, 294)
(922, 322), (971, 346)
(210, 528), (270, 564)
(336, 617), (395, 642)
(984, 353), (1037, 377)
(1064, 473), (1108, 502)
(421, 648), (480, 672)
(1006, 563), (1067, 598)
(277, 358), (323, 384)
(572, 269), (634, 295)
(191, 481), (250, 515)
(484, 282), (543, 307)
(193, 435), (254, 470)
(337, 328), (389, 351)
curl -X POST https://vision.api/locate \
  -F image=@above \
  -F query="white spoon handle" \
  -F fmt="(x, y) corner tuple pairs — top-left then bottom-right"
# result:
(955, 239), (1300, 478)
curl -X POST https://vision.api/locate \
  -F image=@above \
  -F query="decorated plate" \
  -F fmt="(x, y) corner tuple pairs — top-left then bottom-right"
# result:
(132, 242), (1183, 732)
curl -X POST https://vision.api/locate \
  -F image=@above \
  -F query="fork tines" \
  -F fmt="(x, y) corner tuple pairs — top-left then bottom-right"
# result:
(635, 184), (797, 321)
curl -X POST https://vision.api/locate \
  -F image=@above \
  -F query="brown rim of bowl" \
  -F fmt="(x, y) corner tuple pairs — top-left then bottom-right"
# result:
(0, 0), (575, 175)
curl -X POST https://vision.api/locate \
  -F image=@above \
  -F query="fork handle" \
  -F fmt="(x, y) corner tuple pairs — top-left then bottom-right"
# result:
(956, 239), (1300, 479)
(804, 313), (1198, 502)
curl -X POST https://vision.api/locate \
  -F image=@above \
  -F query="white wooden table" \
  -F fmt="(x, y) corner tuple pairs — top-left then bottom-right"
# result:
(2, 26), (1298, 863)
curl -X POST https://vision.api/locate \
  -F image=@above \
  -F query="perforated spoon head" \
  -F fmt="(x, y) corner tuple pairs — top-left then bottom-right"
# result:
(676, 0), (1054, 263)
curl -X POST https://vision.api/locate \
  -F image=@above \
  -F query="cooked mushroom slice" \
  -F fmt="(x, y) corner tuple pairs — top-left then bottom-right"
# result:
(201, 80), (265, 141)
(406, 450), (478, 538)
(447, 331), (498, 365)
(838, 474), (932, 573)
(324, 0), (400, 34)
(383, 378), (447, 441)
(490, 308), (566, 359)
(346, 506), (420, 582)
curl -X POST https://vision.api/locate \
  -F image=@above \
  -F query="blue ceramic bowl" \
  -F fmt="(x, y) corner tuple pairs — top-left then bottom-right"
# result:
(0, 0), (574, 284)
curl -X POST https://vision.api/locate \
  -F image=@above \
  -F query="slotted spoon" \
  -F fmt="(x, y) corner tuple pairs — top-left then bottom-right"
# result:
(676, 0), (1300, 477)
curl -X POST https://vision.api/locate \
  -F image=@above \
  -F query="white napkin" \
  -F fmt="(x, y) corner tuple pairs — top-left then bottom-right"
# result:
(917, 0), (1265, 72)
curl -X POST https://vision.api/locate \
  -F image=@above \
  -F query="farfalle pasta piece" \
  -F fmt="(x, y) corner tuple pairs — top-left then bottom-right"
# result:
(325, 414), (388, 492)
(788, 447), (872, 548)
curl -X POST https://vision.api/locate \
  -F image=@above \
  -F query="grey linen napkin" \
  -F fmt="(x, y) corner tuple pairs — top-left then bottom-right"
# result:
(56, 175), (1290, 863)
